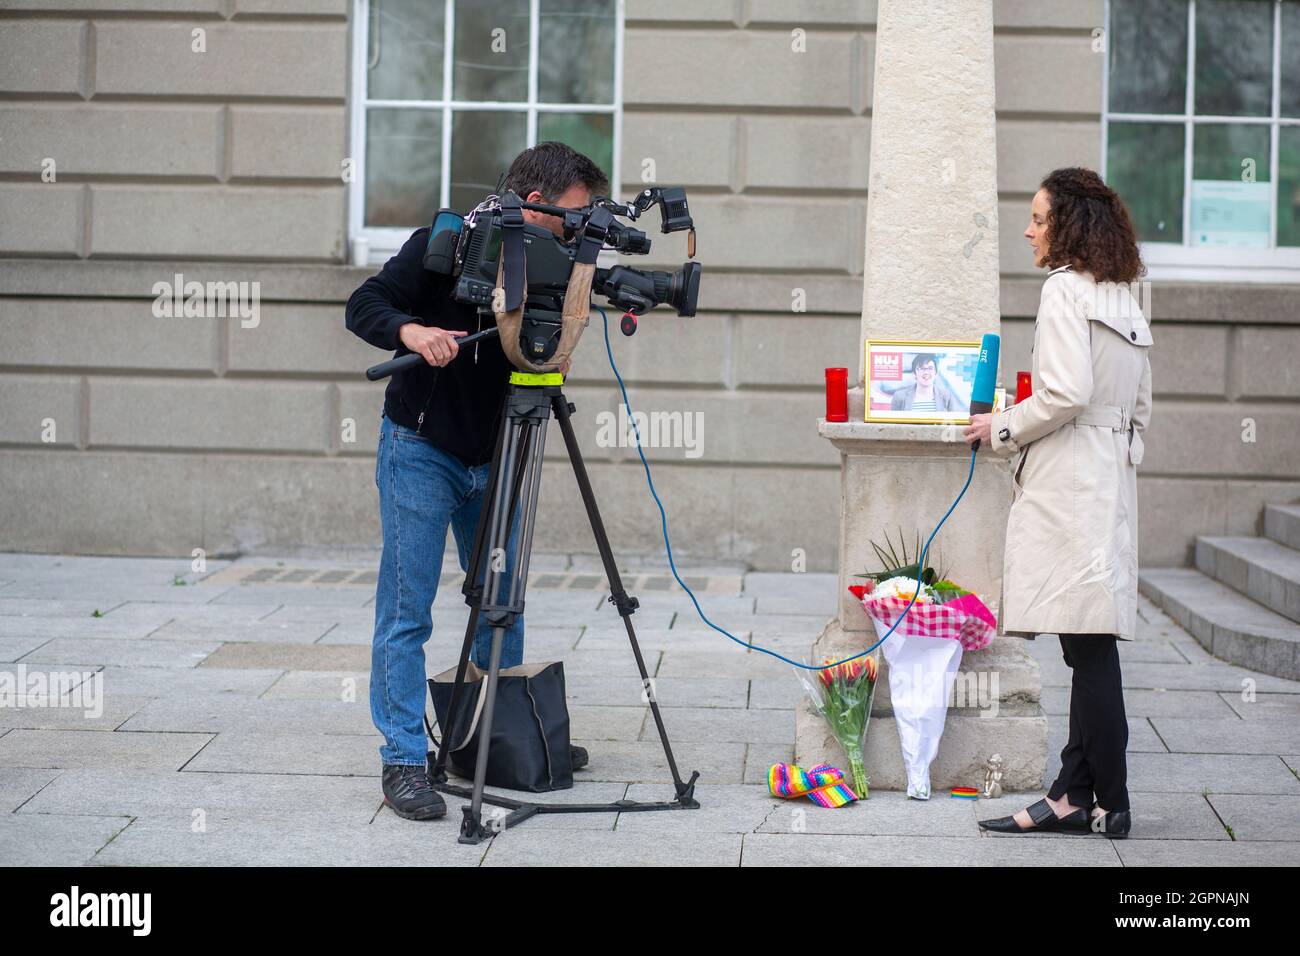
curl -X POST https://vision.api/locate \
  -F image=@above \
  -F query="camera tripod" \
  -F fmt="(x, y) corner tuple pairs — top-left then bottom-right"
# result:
(427, 369), (700, 844)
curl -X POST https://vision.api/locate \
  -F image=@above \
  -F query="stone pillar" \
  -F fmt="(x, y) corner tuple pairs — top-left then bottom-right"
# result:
(793, 0), (1047, 793)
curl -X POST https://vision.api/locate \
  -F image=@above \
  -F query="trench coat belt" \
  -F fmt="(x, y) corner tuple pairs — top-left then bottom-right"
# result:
(1070, 402), (1128, 431)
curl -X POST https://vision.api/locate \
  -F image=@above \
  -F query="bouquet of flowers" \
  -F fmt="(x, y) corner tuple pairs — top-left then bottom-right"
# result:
(847, 530), (998, 799)
(798, 654), (879, 799)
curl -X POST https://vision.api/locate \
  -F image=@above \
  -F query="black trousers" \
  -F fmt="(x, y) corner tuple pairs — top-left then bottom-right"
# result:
(1045, 633), (1130, 812)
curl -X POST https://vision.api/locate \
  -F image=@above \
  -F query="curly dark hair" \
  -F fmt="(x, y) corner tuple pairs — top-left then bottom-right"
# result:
(1040, 167), (1145, 284)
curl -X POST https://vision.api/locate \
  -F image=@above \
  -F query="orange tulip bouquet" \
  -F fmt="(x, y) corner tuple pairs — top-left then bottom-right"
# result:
(798, 655), (879, 799)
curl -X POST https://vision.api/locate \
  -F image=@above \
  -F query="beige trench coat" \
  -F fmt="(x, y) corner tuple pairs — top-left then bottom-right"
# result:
(989, 265), (1153, 640)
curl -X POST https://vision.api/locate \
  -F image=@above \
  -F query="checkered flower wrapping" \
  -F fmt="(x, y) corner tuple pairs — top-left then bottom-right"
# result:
(859, 594), (996, 652)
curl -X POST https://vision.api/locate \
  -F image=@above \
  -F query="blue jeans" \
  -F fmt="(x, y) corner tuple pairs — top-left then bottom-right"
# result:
(371, 414), (525, 766)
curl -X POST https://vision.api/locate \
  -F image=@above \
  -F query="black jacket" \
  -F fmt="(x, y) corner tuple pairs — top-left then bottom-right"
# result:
(345, 227), (513, 466)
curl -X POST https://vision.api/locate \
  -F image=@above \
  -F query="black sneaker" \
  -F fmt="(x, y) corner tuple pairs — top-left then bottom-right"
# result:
(570, 745), (589, 771)
(382, 763), (447, 821)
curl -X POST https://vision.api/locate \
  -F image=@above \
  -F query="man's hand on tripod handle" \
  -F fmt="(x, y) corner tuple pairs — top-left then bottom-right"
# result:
(399, 322), (466, 367)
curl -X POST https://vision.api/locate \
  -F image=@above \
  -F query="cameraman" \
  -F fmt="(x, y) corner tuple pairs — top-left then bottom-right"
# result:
(345, 142), (609, 821)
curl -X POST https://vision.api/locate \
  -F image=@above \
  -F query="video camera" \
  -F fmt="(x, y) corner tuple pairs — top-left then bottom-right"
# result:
(422, 186), (701, 364)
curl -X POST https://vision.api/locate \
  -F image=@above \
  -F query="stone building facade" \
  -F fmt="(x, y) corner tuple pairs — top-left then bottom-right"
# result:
(1, 0), (1296, 571)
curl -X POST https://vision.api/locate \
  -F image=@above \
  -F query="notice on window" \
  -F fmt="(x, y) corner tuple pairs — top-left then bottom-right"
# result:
(1190, 180), (1271, 248)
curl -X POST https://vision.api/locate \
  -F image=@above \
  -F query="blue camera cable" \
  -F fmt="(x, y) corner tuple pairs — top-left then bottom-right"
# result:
(597, 307), (979, 671)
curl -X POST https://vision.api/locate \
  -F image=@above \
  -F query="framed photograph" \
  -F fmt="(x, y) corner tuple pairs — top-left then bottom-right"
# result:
(864, 339), (981, 424)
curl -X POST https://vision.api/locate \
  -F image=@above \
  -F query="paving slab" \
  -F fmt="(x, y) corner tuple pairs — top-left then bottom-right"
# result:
(743, 742), (795, 785)
(210, 586), (372, 607)
(1041, 686), (1237, 719)
(1205, 793), (1300, 842)
(119, 697), (374, 736)
(1084, 661), (1297, 693)
(752, 594), (839, 616)
(19, 768), (381, 821)
(481, 828), (743, 866)
(1149, 717), (1300, 755)
(199, 642), (368, 671)
(576, 627), (748, 652)
(565, 674), (748, 709)
(569, 739), (746, 784)
(747, 677), (805, 711)
(553, 648), (662, 678)
(0, 616), (168, 642)
(94, 602), (275, 627)
(754, 787), (982, 837)
(0, 813), (132, 866)
(147, 620), (332, 644)
(90, 812), (490, 867)
(0, 635), (53, 662)
(0, 728), (212, 771)
(569, 705), (647, 741)
(262, 605), (378, 625)
(644, 706), (794, 745)
(315, 612), (499, 644)
(1114, 839), (1300, 866)
(576, 609), (678, 631)
(615, 782), (775, 833)
(19, 638), (218, 668)
(1219, 692), (1300, 719)
(184, 731), (382, 776)
(0, 599), (121, 618)
(260, 670), (369, 701)
(656, 649), (798, 680)
(0, 583), (227, 604)
(0, 693), (149, 732)
(740, 832), (1121, 866)
(1125, 752), (1300, 794)
(0, 767), (60, 812)
(89, 665), (283, 699)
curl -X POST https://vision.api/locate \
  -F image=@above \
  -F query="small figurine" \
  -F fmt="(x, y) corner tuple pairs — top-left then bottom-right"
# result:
(982, 753), (1004, 799)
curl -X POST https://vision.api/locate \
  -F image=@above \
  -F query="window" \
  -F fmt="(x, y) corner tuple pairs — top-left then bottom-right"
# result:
(348, 0), (623, 263)
(1103, 0), (1300, 280)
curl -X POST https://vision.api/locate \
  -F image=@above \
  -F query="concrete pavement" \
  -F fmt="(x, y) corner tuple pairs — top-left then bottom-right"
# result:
(0, 552), (1297, 866)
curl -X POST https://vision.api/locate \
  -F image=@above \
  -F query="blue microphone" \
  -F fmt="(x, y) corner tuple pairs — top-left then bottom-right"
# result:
(969, 332), (1000, 451)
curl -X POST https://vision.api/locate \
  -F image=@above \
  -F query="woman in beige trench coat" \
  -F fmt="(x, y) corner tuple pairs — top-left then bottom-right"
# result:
(964, 168), (1152, 839)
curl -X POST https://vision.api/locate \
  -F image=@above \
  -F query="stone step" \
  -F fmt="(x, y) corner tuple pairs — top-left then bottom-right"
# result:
(1195, 535), (1300, 624)
(1264, 503), (1300, 552)
(1139, 567), (1300, 681)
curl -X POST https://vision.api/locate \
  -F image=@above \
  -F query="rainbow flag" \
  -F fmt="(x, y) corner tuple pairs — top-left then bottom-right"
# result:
(768, 762), (860, 808)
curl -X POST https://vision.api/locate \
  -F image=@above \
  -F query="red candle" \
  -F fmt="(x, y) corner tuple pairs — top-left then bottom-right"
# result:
(825, 367), (848, 422)
(1015, 371), (1033, 405)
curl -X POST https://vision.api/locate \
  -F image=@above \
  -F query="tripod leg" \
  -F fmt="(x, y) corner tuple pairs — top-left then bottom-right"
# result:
(430, 410), (530, 783)
(550, 393), (698, 805)
(462, 407), (548, 843)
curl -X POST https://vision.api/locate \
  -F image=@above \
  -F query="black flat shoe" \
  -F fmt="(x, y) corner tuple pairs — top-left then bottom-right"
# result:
(1089, 801), (1132, 839)
(570, 745), (589, 771)
(978, 798), (1091, 835)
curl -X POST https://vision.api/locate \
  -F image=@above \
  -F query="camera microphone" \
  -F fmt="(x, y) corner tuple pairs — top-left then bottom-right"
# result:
(968, 332), (1000, 452)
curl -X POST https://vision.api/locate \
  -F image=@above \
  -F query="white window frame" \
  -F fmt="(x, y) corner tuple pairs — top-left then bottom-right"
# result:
(1101, 0), (1300, 282)
(348, 0), (624, 266)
